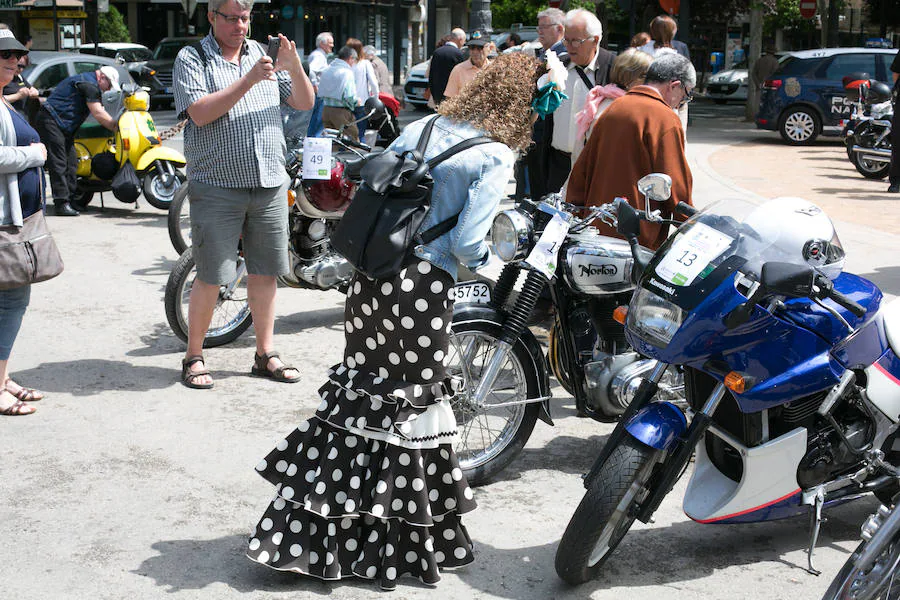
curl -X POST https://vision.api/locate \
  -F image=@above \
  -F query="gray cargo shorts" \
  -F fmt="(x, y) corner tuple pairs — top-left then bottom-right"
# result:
(188, 179), (290, 285)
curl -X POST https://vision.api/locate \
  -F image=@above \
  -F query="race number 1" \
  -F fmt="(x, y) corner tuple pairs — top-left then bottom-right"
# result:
(302, 137), (332, 180)
(525, 213), (569, 279)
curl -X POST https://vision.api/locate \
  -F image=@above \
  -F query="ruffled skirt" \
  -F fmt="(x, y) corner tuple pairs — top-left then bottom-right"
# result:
(248, 260), (475, 589)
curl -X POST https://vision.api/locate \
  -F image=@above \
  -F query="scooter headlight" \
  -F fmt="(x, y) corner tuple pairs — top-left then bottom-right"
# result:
(491, 210), (532, 262)
(628, 287), (685, 348)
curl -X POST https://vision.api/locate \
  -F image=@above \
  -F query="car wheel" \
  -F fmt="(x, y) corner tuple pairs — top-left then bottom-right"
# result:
(779, 106), (821, 145)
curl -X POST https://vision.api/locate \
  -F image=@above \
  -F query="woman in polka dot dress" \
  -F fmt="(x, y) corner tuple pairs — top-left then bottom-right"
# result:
(248, 53), (546, 590)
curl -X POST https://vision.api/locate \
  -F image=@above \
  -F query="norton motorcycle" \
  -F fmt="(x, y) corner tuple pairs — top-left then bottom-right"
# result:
(163, 129), (371, 347)
(555, 178), (900, 586)
(843, 76), (894, 181)
(74, 82), (186, 210)
(447, 180), (683, 487)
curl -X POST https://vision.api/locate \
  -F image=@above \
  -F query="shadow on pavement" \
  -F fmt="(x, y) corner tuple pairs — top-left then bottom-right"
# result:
(466, 497), (877, 598)
(133, 533), (434, 595)
(11, 359), (181, 395)
(859, 266), (900, 297)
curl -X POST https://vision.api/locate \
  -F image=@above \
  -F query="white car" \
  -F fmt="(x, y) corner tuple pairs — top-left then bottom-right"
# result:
(705, 60), (750, 103)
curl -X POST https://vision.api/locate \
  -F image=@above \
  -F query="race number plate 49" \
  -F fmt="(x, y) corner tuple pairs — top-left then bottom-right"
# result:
(452, 281), (491, 304)
(302, 137), (332, 180)
(655, 222), (733, 286)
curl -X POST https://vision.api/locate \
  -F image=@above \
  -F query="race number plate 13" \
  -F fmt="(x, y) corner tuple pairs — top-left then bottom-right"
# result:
(302, 137), (332, 180)
(655, 222), (733, 286)
(451, 281), (491, 304)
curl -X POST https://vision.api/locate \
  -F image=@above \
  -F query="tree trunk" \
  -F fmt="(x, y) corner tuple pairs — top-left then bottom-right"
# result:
(827, 0), (839, 46)
(745, 4), (763, 121)
(469, 0), (492, 33)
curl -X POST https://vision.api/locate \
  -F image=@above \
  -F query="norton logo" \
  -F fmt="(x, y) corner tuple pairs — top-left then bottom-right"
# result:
(579, 263), (618, 277)
(649, 278), (676, 295)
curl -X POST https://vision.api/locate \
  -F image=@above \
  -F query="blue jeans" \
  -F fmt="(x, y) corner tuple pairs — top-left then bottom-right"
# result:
(307, 96), (324, 138)
(353, 106), (369, 138)
(0, 285), (30, 360)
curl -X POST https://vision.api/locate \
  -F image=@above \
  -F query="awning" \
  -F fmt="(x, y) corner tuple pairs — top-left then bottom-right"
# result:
(15, 0), (84, 7)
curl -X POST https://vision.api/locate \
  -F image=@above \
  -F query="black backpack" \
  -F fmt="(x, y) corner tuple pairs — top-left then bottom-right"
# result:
(332, 116), (492, 280)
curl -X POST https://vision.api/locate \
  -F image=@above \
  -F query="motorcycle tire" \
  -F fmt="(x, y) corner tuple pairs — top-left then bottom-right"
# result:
(447, 317), (541, 487)
(823, 536), (900, 600)
(851, 151), (891, 180)
(143, 165), (186, 210)
(555, 437), (657, 585)
(164, 247), (253, 348)
(167, 183), (191, 254)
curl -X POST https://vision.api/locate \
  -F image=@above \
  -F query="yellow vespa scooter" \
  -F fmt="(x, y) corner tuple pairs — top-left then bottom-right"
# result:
(73, 82), (186, 210)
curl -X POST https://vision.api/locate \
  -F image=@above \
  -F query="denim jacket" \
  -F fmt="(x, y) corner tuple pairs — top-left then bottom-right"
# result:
(387, 115), (514, 281)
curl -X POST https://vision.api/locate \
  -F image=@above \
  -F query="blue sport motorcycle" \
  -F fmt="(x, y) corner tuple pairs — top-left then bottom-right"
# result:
(555, 177), (900, 585)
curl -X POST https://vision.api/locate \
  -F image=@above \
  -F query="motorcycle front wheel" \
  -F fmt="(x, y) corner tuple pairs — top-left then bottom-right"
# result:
(167, 183), (191, 254)
(824, 537), (900, 600)
(164, 247), (253, 348)
(555, 437), (657, 585)
(143, 164), (186, 210)
(446, 318), (541, 487)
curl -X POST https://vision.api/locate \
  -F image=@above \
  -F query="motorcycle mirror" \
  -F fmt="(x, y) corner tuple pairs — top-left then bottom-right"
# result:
(761, 261), (815, 297)
(637, 173), (673, 204)
(614, 198), (641, 240)
(363, 96), (387, 120)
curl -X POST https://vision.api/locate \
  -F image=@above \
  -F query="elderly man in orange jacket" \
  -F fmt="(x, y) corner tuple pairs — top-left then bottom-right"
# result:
(566, 52), (695, 250)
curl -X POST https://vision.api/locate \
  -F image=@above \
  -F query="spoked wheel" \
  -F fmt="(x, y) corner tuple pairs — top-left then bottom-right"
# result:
(851, 152), (891, 180)
(167, 183), (191, 254)
(446, 318), (541, 487)
(555, 437), (658, 585)
(143, 164), (185, 210)
(164, 247), (253, 347)
(824, 537), (900, 600)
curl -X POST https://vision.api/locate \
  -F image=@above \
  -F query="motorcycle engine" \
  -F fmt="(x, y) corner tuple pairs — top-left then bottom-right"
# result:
(287, 211), (354, 290)
(795, 390), (873, 489)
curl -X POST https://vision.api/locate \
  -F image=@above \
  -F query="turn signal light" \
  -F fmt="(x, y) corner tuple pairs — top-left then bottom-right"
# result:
(287, 189), (296, 207)
(613, 306), (628, 324)
(122, 139), (130, 150)
(724, 371), (747, 394)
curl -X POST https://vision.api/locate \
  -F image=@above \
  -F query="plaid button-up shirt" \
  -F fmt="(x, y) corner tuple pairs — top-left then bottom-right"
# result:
(174, 34), (292, 188)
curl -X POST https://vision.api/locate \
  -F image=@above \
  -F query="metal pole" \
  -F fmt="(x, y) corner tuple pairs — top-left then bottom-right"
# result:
(426, 0), (435, 57)
(392, 0), (402, 87)
(52, 0), (58, 51)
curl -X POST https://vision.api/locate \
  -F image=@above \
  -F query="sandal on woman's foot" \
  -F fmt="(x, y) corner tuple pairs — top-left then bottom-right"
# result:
(181, 355), (214, 389)
(1, 399), (35, 416)
(251, 351), (300, 383)
(5, 378), (43, 402)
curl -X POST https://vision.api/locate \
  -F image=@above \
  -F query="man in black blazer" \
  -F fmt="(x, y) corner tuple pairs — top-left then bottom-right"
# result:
(428, 28), (466, 106)
(537, 9), (614, 199)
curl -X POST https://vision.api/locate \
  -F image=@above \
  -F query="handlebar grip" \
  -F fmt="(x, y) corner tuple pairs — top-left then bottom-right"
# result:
(828, 288), (866, 318)
(675, 202), (697, 217)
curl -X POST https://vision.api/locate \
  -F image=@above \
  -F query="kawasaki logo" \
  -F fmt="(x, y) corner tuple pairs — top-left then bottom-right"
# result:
(649, 278), (675, 295)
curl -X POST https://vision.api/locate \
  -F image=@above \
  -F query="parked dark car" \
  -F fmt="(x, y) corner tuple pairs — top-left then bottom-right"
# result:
(146, 36), (202, 109)
(756, 47), (896, 144)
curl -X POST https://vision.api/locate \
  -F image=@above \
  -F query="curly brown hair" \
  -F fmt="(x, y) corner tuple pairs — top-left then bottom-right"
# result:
(438, 53), (546, 152)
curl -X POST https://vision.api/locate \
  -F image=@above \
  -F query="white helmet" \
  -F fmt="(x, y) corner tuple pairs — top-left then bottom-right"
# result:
(742, 197), (845, 279)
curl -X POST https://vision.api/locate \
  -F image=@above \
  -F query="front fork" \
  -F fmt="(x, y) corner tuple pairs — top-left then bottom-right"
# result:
(467, 269), (548, 408)
(584, 371), (728, 524)
(153, 159), (176, 187)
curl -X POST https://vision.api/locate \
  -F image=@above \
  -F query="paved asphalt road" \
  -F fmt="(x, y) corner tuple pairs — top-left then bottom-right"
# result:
(0, 100), (895, 600)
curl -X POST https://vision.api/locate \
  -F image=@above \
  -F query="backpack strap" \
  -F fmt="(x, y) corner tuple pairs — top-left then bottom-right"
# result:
(574, 65), (594, 90)
(190, 41), (208, 69)
(414, 134), (496, 245)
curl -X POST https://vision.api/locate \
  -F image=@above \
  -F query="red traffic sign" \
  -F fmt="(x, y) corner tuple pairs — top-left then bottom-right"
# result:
(799, 0), (816, 19)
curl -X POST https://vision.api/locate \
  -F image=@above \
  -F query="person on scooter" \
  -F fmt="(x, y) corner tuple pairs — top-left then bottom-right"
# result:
(172, 0), (314, 389)
(33, 65), (120, 216)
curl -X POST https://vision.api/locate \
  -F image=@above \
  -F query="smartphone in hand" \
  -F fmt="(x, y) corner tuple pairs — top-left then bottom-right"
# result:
(267, 37), (281, 62)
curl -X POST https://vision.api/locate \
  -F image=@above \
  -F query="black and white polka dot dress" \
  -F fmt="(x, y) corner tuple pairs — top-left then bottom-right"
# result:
(248, 259), (476, 590)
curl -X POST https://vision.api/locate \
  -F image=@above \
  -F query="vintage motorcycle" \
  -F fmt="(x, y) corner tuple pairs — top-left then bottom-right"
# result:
(824, 494), (900, 599)
(555, 179), (900, 585)
(74, 81), (186, 210)
(843, 75), (894, 181)
(446, 181), (683, 487)
(163, 131), (370, 347)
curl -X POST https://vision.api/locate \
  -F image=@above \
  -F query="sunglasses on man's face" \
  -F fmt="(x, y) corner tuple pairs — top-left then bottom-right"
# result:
(0, 50), (24, 60)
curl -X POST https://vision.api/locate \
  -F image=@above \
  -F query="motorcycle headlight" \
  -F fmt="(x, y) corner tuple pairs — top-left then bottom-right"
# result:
(491, 210), (532, 262)
(627, 287), (685, 348)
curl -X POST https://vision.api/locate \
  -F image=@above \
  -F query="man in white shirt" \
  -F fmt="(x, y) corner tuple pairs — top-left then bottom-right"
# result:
(545, 9), (614, 195)
(307, 31), (334, 137)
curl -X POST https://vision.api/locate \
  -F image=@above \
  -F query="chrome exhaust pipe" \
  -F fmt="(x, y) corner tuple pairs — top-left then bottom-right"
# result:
(852, 145), (891, 164)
